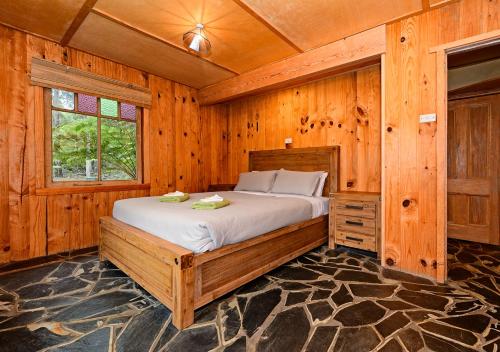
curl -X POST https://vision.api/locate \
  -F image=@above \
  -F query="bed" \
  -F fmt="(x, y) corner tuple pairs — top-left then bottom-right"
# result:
(99, 146), (340, 329)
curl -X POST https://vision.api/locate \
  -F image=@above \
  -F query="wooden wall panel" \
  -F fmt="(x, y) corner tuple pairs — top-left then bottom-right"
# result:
(199, 104), (230, 190)
(0, 26), (30, 263)
(0, 23), (208, 264)
(210, 65), (382, 193)
(149, 76), (175, 196)
(173, 83), (201, 193)
(383, 0), (499, 279)
(0, 27), (13, 263)
(2, 0), (497, 284)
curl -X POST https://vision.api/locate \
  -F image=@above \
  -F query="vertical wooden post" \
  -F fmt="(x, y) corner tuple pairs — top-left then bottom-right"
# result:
(172, 255), (195, 329)
(380, 53), (387, 266)
(435, 50), (447, 283)
(98, 218), (105, 261)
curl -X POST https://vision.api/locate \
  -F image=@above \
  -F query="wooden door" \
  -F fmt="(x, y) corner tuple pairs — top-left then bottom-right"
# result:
(447, 94), (499, 245)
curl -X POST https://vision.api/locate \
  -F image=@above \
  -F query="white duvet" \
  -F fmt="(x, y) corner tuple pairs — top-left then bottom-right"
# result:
(113, 191), (328, 253)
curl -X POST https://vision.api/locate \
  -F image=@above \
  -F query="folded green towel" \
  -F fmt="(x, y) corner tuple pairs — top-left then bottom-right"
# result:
(159, 194), (190, 202)
(192, 199), (231, 210)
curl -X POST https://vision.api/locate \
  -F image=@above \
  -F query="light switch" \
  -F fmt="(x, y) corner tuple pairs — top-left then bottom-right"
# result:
(419, 113), (436, 123)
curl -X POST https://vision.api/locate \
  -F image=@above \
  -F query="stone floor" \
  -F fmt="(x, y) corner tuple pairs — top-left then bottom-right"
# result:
(0, 239), (498, 352)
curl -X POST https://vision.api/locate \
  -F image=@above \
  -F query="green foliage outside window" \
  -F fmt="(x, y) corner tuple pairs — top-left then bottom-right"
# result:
(50, 89), (138, 182)
(101, 119), (137, 180)
(52, 111), (98, 181)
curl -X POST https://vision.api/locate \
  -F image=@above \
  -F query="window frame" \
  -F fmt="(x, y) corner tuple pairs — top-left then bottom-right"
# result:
(44, 88), (144, 188)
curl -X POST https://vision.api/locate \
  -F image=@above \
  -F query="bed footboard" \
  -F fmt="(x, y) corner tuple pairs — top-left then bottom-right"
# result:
(193, 216), (328, 307)
(99, 216), (195, 329)
(100, 215), (328, 330)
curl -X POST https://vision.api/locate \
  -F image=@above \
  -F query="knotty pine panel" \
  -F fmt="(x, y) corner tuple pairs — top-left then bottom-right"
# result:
(149, 76), (175, 196)
(46, 190), (149, 254)
(0, 26), (29, 263)
(199, 104), (230, 190)
(0, 24), (207, 263)
(383, 0), (499, 279)
(215, 65), (382, 193)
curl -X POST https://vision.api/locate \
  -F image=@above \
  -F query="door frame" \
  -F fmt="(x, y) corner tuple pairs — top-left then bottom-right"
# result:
(431, 29), (500, 283)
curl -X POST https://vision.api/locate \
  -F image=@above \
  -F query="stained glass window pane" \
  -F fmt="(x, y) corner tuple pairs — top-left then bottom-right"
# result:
(101, 119), (136, 180)
(52, 89), (74, 110)
(51, 111), (98, 181)
(120, 103), (136, 120)
(100, 98), (118, 117)
(77, 93), (97, 114)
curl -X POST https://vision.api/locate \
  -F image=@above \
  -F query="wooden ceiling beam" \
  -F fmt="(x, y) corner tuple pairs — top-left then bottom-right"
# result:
(198, 25), (386, 105)
(60, 0), (98, 46)
(232, 0), (304, 53)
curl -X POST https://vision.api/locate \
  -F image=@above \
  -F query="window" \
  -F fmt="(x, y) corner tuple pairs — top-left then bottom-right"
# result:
(47, 88), (142, 185)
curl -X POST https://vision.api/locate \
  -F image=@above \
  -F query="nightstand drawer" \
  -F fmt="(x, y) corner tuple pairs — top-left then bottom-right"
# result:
(336, 215), (376, 235)
(329, 192), (381, 255)
(335, 200), (376, 219)
(336, 231), (376, 252)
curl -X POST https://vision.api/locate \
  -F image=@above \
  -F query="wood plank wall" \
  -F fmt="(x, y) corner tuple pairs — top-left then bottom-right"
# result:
(384, 0), (499, 278)
(1, 0), (497, 282)
(201, 65), (382, 192)
(0, 24), (221, 264)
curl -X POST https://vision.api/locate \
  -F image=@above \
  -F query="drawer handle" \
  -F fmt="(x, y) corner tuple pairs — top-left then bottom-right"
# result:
(346, 220), (363, 226)
(346, 236), (363, 242)
(345, 204), (363, 210)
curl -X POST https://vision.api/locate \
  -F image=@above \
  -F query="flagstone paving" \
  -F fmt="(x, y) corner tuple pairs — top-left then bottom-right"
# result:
(0, 239), (498, 351)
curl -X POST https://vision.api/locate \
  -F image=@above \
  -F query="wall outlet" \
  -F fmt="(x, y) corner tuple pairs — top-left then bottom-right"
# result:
(419, 113), (436, 123)
(285, 137), (293, 144)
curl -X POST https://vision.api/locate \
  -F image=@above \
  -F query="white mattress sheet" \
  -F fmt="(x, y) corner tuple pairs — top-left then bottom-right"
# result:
(113, 191), (328, 253)
(234, 191), (329, 217)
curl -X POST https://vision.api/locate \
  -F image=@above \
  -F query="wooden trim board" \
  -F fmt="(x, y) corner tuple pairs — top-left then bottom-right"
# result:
(429, 29), (500, 53)
(436, 48), (447, 284)
(36, 183), (150, 196)
(380, 53), (387, 265)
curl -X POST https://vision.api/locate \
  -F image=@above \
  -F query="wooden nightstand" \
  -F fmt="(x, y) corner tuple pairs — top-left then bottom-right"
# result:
(329, 192), (381, 256)
(207, 184), (236, 192)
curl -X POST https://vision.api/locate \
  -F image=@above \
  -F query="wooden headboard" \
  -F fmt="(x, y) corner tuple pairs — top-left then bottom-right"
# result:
(249, 146), (340, 196)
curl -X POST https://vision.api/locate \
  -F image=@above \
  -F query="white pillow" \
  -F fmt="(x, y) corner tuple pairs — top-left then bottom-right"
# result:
(234, 171), (277, 192)
(270, 169), (324, 196)
(314, 172), (328, 197)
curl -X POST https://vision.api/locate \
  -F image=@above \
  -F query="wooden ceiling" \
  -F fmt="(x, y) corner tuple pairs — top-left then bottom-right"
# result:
(0, 0), (87, 41)
(0, 0), (454, 89)
(93, 0), (298, 74)
(239, 0), (424, 50)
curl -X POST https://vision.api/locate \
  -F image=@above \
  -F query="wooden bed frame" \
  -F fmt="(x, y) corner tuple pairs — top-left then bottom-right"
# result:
(99, 146), (340, 329)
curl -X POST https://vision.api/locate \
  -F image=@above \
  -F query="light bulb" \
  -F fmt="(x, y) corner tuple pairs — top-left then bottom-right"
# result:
(189, 34), (203, 52)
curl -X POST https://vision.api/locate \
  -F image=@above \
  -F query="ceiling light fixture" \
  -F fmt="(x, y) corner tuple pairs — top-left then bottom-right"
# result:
(183, 24), (211, 56)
